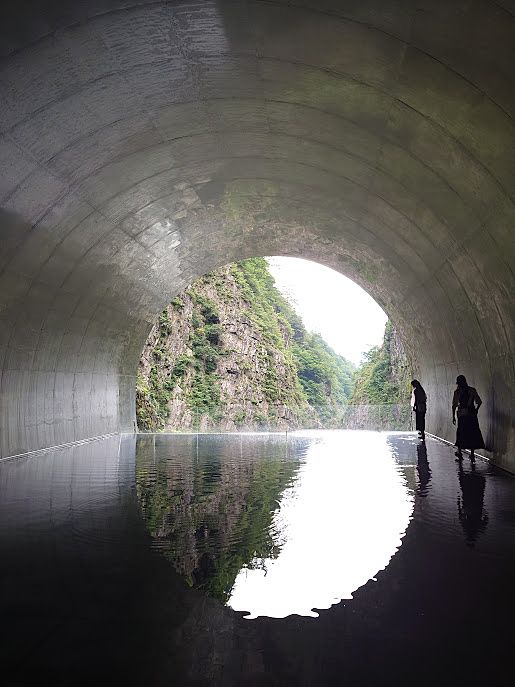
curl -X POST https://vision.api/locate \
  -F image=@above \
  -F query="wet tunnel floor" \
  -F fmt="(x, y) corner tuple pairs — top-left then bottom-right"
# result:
(1, 431), (514, 687)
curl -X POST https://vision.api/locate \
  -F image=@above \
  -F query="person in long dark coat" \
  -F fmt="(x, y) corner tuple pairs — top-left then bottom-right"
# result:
(411, 379), (427, 441)
(452, 375), (485, 461)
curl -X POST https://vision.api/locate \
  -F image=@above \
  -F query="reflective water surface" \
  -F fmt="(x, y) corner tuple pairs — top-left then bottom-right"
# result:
(137, 432), (413, 618)
(1, 431), (514, 686)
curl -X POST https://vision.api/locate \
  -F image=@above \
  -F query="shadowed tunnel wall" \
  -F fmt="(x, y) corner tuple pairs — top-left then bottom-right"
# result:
(0, 1), (513, 468)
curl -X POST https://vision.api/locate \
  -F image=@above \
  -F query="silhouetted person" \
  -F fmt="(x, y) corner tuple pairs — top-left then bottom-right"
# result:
(411, 379), (427, 441)
(452, 375), (485, 461)
(415, 441), (431, 496)
(457, 461), (488, 546)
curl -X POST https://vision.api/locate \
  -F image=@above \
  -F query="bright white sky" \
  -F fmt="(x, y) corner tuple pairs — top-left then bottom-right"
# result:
(266, 257), (387, 366)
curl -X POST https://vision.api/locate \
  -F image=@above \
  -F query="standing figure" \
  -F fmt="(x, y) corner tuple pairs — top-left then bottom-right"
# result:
(411, 379), (427, 441)
(452, 375), (485, 461)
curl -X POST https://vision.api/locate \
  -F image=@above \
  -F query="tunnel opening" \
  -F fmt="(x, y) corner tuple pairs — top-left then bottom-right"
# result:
(2, 4), (515, 685)
(0, 1), (513, 471)
(134, 255), (416, 435)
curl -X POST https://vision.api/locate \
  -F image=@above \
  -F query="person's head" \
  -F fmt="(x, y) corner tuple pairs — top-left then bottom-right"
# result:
(456, 375), (468, 388)
(411, 379), (421, 389)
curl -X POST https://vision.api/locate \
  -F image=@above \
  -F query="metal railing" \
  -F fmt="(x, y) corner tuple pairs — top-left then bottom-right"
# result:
(139, 403), (413, 434)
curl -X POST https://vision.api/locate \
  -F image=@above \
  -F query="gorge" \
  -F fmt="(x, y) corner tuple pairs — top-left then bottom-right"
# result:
(136, 258), (411, 432)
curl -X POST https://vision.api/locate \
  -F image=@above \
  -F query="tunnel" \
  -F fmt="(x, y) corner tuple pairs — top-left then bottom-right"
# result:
(0, 1), (513, 469)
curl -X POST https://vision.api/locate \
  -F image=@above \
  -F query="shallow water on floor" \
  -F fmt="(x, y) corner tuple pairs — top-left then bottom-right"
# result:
(1, 431), (514, 686)
(136, 431), (414, 618)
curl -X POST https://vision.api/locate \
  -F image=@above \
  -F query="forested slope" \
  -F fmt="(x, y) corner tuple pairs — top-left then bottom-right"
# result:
(137, 258), (356, 431)
(350, 321), (411, 406)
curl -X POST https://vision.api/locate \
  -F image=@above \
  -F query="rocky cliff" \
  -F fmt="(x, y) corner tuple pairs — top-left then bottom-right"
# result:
(350, 320), (411, 405)
(137, 258), (355, 431)
(347, 320), (412, 429)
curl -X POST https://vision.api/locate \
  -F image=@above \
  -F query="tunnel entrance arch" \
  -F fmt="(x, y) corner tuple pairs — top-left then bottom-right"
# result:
(0, 1), (513, 468)
(134, 254), (407, 434)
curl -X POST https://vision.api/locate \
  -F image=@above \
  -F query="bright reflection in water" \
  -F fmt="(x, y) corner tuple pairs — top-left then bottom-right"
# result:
(135, 430), (415, 619)
(3, 431), (515, 684)
(228, 431), (414, 618)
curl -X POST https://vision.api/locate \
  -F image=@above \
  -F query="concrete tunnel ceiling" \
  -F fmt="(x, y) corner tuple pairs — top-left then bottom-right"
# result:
(0, 1), (514, 467)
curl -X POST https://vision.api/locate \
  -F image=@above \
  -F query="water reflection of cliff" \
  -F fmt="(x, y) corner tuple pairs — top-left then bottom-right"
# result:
(135, 434), (303, 602)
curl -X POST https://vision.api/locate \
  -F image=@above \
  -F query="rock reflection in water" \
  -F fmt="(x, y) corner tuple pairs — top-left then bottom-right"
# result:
(136, 431), (414, 619)
(136, 433), (304, 602)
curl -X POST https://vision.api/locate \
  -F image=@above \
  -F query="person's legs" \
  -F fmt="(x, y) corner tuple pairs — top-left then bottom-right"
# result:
(416, 412), (425, 440)
(455, 417), (464, 460)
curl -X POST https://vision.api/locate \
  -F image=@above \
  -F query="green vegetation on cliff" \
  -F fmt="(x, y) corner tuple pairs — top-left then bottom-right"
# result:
(136, 310), (179, 430)
(350, 321), (411, 406)
(137, 286), (226, 430)
(137, 258), (356, 430)
(293, 333), (354, 413)
(229, 259), (305, 406)
(230, 259), (355, 412)
(136, 257), (411, 432)
(182, 290), (223, 418)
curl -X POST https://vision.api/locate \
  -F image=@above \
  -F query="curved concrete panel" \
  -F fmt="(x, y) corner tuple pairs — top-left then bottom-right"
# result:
(0, 1), (513, 468)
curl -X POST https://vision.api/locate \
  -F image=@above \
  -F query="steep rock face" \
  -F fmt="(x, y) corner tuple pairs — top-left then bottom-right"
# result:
(350, 321), (411, 406)
(387, 325), (412, 396)
(347, 321), (412, 429)
(137, 260), (321, 431)
(137, 257), (415, 433)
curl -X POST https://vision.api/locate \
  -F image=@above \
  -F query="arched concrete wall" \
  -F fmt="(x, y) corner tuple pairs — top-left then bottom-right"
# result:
(0, 1), (513, 468)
